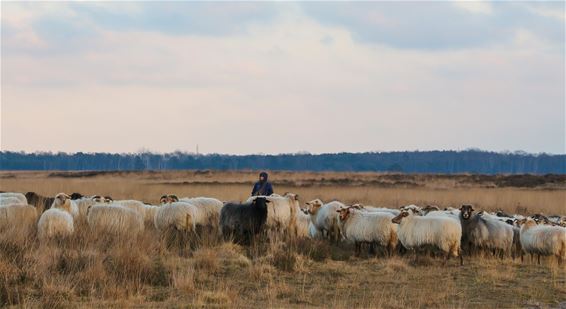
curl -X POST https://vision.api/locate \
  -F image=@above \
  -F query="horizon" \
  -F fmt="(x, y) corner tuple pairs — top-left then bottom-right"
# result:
(0, 148), (564, 157)
(1, 2), (565, 155)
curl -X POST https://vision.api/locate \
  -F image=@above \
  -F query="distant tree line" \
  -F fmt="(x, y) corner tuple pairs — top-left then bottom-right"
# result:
(0, 150), (564, 174)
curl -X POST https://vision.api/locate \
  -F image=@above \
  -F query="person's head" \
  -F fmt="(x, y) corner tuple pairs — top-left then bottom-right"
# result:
(259, 171), (268, 182)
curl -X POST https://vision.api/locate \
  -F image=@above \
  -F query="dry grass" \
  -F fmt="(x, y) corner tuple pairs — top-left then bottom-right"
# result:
(0, 171), (565, 308)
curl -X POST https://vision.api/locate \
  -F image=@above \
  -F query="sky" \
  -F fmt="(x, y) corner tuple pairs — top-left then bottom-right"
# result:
(1, 2), (564, 155)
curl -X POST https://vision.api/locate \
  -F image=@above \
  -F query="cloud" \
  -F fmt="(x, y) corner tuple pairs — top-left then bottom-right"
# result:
(301, 2), (564, 50)
(1, 2), (564, 154)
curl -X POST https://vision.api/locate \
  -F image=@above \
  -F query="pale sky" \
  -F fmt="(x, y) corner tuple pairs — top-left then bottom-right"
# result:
(1, 2), (564, 154)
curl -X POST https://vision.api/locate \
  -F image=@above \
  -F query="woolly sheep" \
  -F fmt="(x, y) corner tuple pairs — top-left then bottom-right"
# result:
(154, 201), (211, 233)
(0, 204), (38, 235)
(295, 207), (311, 238)
(459, 205), (514, 258)
(399, 204), (422, 215)
(87, 204), (144, 237)
(220, 197), (270, 244)
(246, 193), (299, 238)
(519, 217), (566, 265)
(306, 199), (345, 242)
(351, 203), (400, 216)
(392, 210), (463, 265)
(0, 192), (27, 205)
(337, 207), (397, 256)
(37, 208), (74, 240)
(179, 197), (224, 229)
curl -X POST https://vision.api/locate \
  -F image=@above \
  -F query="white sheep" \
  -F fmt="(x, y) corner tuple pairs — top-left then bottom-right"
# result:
(305, 199), (345, 242)
(295, 207), (311, 238)
(0, 197), (24, 206)
(399, 204), (423, 215)
(246, 193), (300, 238)
(352, 203), (400, 216)
(37, 208), (74, 240)
(179, 197), (224, 229)
(392, 210), (463, 265)
(337, 207), (397, 256)
(87, 204), (144, 237)
(154, 201), (207, 233)
(50, 193), (79, 219)
(459, 205), (514, 258)
(0, 204), (38, 235)
(112, 200), (156, 227)
(0, 192), (27, 205)
(520, 217), (566, 265)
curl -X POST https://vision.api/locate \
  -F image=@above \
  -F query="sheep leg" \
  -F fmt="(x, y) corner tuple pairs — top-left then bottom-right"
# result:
(537, 254), (541, 265)
(355, 242), (361, 257)
(369, 243), (376, 256)
(459, 251), (464, 266)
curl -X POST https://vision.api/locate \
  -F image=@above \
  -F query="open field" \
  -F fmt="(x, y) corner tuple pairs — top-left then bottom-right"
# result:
(1, 171), (565, 308)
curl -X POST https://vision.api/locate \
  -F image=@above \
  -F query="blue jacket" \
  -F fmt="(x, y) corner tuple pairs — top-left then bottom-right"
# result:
(252, 172), (274, 196)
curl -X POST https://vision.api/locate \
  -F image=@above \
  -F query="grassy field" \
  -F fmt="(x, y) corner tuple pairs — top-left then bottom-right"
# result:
(0, 171), (565, 308)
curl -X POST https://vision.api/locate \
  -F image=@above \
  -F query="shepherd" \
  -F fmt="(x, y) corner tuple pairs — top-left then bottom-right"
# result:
(251, 171), (274, 196)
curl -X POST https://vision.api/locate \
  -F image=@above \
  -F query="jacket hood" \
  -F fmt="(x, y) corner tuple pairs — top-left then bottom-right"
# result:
(259, 172), (268, 181)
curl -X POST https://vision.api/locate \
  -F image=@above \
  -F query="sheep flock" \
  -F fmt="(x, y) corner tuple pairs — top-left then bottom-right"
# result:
(0, 191), (564, 266)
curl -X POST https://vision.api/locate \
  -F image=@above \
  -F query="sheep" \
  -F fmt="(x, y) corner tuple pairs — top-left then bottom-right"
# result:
(295, 207), (311, 238)
(87, 204), (144, 237)
(337, 207), (397, 257)
(179, 197), (223, 230)
(305, 199), (345, 242)
(0, 197), (22, 206)
(246, 192), (299, 238)
(154, 201), (212, 235)
(25, 192), (55, 212)
(425, 209), (460, 221)
(91, 195), (113, 204)
(37, 208), (74, 240)
(392, 210), (463, 265)
(421, 205), (440, 215)
(399, 204), (422, 215)
(220, 197), (270, 244)
(459, 205), (514, 259)
(49, 193), (80, 219)
(352, 203), (400, 216)
(519, 217), (566, 265)
(0, 192), (27, 205)
(160, 194), (179, 204)
(0, 204), (38, 235)
(308, 221), (321, 239)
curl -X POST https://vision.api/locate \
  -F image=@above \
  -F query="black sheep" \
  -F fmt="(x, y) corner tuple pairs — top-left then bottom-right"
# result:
(220, 197), (269, 245)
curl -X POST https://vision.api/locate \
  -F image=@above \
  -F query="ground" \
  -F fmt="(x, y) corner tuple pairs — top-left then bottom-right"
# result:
(0, 171), (564, 308)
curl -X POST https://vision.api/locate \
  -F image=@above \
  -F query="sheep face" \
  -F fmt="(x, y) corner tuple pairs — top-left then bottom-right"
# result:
(104, 196), (113, 203)
(459, 204), (474, 220)
(305, 199), (323, 215)
(55, 193), (71, 204)
(391, 211), (410, 224)
(336, 207), (351, 221)
(283, 192), (299, 201)
(167, 195), (179, 203)
(159, 195), (168, 204)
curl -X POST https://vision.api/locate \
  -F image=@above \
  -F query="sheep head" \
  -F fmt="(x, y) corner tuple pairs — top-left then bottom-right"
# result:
(52, 193), (71, 211)
(391, 210), (410, 224)
(159, 195), (168, 204)
(167, 195), (179, 203)
(399, 204), (422, 215)
(305, 199), (323, 215)
(283, 192), (299, 201)
(459, 204), (475, 220)
(336, 207), (351, 221)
